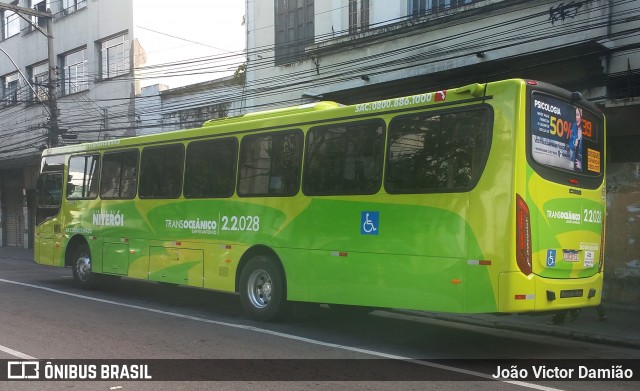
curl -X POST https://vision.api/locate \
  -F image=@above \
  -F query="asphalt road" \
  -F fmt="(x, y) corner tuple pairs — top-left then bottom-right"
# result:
(0, 255), (638, 391)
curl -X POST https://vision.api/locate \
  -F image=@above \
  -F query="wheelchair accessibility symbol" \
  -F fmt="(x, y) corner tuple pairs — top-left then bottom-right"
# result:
(546, 249), (556, 268)
(361, 211), (379, 235)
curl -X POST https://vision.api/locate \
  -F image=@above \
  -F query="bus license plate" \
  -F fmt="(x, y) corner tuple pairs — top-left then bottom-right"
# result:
(560, 289), (584, 298)
(563, 250), (579, 262)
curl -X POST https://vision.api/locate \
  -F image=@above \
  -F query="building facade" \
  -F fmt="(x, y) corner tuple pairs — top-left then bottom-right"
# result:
(137, 76), (246, 136)
(245, 0), (640, 304)
(0, 0), (247, 249)
(0, 0), (141, 248)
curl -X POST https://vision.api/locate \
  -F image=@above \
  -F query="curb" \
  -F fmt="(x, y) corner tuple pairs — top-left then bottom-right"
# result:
(390, 310), (640, 350)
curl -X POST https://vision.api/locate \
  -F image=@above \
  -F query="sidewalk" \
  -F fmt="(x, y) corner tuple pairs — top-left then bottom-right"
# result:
(2, 246), (639, 349)
(0, 246), (34, 262)
(395, 307), (640, 349)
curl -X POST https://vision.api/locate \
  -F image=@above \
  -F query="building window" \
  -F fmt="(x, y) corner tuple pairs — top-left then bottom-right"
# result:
(361, 0), (370, 30)
(349, 0), (357, 34)
(62, 48), (88, 95)
(274, 0), (314, 65)
(31, 1), (50, 28)
(409, 0), (470, 17)
(410, 0), (427, 17)
(100, 34), (130, 79)
(30, 62), (49, 103)
(450, 0), (469, 8)
(2, 73), (20, 108)
(431, 0), (446, 13)
(3, 9), (20, 38)
(349, 0), (370, 34)
(62, 0), (87, 15)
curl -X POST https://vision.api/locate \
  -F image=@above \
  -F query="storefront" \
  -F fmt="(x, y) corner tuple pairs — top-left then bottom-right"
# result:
(0, 165), (38, 249)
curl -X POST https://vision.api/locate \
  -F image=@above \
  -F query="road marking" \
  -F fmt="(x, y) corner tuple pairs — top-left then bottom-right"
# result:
(0, 278), (561, 390)
(0, 343), (37, 359)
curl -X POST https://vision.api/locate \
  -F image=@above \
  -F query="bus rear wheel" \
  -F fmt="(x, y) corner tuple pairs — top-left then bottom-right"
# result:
(71, 243), (97, 290)
(239, 255), (288, 321)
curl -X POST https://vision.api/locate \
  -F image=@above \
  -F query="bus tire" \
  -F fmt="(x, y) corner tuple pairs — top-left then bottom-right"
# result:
(239, 255), (288, 321)
(71, 243), (97, 290)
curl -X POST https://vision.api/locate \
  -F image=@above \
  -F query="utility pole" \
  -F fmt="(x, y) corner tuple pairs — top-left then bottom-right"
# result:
(0, 3), (59, 147)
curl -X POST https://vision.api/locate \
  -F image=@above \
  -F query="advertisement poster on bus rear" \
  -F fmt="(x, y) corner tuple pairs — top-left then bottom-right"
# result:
(530, 94), (595, 173)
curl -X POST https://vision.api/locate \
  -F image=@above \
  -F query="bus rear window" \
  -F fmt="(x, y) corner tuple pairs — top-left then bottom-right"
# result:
(530, 93), (603, 178)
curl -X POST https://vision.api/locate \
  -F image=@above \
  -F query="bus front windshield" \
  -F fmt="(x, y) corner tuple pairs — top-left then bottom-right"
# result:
(36, 155), (65, 225)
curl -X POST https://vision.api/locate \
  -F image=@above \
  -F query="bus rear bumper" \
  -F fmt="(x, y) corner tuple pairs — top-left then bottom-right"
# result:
(498, 271), (603, 313)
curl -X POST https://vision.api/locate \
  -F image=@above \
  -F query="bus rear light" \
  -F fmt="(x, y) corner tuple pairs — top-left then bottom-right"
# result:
(599, 215), (606, 273)
(568, 178), (579, 185)
(516, 194), (533, 275)
(515, 294), (535, 300)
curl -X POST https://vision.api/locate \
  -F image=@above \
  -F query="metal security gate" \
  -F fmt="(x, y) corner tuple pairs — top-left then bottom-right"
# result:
(3, 179), (24, 248)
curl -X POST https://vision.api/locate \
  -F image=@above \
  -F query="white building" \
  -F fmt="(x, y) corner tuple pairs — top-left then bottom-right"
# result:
(0, 0), (139, 248)
(0, 0), (245, 248)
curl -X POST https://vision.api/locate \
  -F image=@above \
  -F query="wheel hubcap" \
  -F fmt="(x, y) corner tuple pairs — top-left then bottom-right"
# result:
(76, 255), (91, 281)
(247, 269), (272, 309)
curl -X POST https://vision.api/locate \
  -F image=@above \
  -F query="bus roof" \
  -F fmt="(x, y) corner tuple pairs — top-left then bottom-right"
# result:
(42, 81), (496, 157)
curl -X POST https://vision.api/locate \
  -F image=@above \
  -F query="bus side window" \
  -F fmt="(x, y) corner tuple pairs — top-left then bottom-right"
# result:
(385, 108), (492, 193)
(67, 154), (100, 199)
(238, 130), (303, 197)
(303, 119), (385, 196)
(100, 150), (139, 199)
(139, 144), (185, 199)
(184, 138), (238, 198)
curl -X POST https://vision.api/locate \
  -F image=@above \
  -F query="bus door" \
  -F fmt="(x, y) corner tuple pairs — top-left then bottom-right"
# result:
(35, 156), (65, 266)
(526, 86), (605, 280)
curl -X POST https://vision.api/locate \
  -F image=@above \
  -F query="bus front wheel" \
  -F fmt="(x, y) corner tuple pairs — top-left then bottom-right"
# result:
(71, 243), (97, 290)
(239, 255), (288, 321)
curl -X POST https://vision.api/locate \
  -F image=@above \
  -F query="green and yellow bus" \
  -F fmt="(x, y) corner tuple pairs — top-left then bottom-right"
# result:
(34, 79), (606, 321)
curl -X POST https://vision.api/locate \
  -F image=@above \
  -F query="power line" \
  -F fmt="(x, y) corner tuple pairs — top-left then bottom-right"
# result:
(0, 0), (637, 154)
